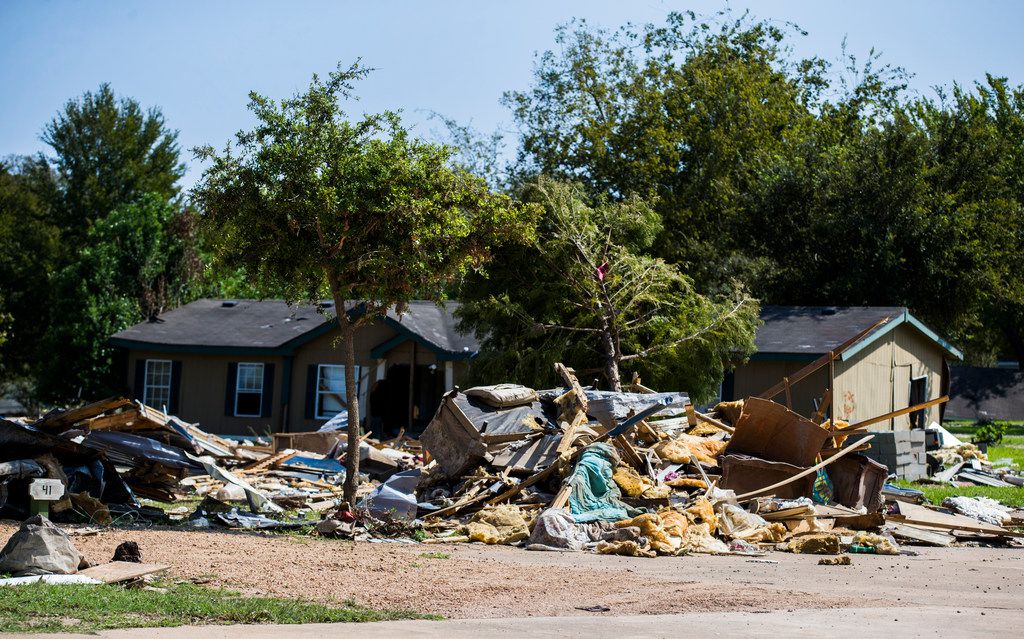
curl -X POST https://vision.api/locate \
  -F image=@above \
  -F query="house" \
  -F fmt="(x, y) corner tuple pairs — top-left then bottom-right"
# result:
(723, 306), (963, 430)
(946, 366), (1024, 421)
(110, 299), (479, 436)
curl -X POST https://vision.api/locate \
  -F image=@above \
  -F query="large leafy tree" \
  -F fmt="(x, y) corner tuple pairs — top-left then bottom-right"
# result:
(192, 63), (539, 504)
(505, 11), (824, 291)
(35, 194), (199, 403)
(42, 84), (184, 246)
(458, 178), (759, 400)
(0, 156), (60, 382)
(26, 85), (196, 404)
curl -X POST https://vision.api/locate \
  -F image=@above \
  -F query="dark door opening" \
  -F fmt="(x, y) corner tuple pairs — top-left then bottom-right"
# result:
(369, 363), (446, 438)
(909, 376), (928, 429)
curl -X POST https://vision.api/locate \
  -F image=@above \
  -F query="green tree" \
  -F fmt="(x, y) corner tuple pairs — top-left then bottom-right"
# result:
(0, 156), (60, 379)
(458, 178), (759, 400)
(42, 84), (185, 246)
(191, 62), (539, 504)
(505, 11), (826, 291)
(35, 194), (198, 403)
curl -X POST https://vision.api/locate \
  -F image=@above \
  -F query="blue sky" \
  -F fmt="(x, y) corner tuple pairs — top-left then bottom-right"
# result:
(2, 1), (1022, 187)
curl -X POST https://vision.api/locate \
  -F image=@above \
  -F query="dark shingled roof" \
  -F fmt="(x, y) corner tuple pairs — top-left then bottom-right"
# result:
(946, 366), (1024, 421)
(111, 299), (478, 356)
(756, 306), (905, 356)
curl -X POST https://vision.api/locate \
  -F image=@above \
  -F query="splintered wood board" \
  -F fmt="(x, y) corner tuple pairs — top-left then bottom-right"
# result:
(889, 502), (1021, 537)
(79, 562), (169, 584)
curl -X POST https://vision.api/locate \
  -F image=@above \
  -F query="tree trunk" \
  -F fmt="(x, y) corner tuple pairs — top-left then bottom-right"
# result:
(599, 313), (621, 391)
(324, 265), (362, 507)
(340, 321), (361, 507)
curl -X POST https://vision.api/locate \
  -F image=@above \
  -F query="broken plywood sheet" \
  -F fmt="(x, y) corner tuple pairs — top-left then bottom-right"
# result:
(725, 398), (831, 467)
(451, 393), (549, 443)
(79, 561), (168, 584)
(490, 434), (561, 474)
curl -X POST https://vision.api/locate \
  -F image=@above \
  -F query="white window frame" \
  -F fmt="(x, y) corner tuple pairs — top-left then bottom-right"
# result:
(316, 364), (360, 420)
(234, 362), (265, 418)
(143, 359), (172, 411)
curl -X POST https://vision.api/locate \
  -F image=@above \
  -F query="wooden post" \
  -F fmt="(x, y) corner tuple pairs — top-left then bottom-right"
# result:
(829, 354), (836, 425)
(783, 377), (793, 410)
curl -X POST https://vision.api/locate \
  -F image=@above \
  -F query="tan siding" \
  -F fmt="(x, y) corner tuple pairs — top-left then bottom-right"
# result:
(126, 350), (284, 436)
(834, 333), (895, 430)
(733, 361), (830, 419)
(893, 324), (945, 427)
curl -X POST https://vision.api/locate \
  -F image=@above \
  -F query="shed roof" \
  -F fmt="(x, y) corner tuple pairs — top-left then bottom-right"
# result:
(110, 299), (479, 359)
(754, 306), (962, 361)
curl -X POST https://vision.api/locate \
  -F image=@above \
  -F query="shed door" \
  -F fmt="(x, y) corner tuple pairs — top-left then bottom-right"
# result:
(908, 375), (928, 429)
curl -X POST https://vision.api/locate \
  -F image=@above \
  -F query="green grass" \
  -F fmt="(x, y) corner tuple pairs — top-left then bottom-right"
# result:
(0, 583), (436, 633)
(944, 421), (1024, 436)
(894, 480), (1024, 508)
(418, 552), (450, 559)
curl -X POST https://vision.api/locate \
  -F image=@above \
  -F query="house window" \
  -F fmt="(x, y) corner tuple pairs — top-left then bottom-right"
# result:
(143, 359), (172, 410)
(316, 364), (359, 419)
(235, 363), (264, 417)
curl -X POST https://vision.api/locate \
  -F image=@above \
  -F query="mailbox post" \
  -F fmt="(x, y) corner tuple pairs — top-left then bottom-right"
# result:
(28, 478), (64, 518)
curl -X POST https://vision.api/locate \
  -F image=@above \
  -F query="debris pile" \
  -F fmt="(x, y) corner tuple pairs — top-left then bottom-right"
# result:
(0, 397), (419, 529)
(325, 362), (1022, 557)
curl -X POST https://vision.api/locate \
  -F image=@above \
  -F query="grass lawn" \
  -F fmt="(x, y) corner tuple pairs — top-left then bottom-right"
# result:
(894, 480), (1024, 508)
(945, 421), (1024, 436)
(0, 582), (436, 634)
(892, 434), (1024, 508)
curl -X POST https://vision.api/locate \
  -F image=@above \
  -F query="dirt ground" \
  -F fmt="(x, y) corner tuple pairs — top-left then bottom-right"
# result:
(3, 522), (1021, 620)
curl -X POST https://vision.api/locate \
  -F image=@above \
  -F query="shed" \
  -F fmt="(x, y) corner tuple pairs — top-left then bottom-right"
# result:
(724, 306), (963, 430)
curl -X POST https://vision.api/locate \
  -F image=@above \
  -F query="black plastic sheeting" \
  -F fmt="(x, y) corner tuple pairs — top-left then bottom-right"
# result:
(0, 418), (137, 518)
(81, 431), (202, 472)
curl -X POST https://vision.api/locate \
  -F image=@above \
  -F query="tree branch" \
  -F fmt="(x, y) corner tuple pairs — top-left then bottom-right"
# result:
(619, 297), (752, 362)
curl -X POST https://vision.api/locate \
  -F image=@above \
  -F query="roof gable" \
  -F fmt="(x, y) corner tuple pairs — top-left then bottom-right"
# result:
(753, 306), (961, 361)
(110, 299), (479, 358)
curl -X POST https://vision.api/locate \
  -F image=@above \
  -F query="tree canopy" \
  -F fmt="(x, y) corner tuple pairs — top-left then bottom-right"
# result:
(458, 178), (760, 400)
(502, 10), (1024, 367)
(192, 62), (540, 502)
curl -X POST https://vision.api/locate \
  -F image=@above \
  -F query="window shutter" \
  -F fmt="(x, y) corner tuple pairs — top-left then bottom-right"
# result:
(224, 362), (238, 416)
(304, 364), (317, 419)
(169, 361), (183, 415)
(133, 360), (146, 402)
(261, 363), (275, 418)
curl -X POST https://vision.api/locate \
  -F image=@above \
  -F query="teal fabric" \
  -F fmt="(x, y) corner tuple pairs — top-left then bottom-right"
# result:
(568, 442), (642, 523)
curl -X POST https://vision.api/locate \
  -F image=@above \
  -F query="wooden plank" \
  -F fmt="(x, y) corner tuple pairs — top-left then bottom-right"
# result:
(79, 562), (168, 584)
(554, 363), (589, 413)
(685, 404), (698, 428)
(693, 410), (735, 435)
(84, 411), (139, 431)
(842, 396), (949, 432)
(889, 501), (1020, 537)
(612, 434), (644, 468)
(887, 523), (955, 547)
(783, 377), (793, 410)
(34, 397), (134, 431)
